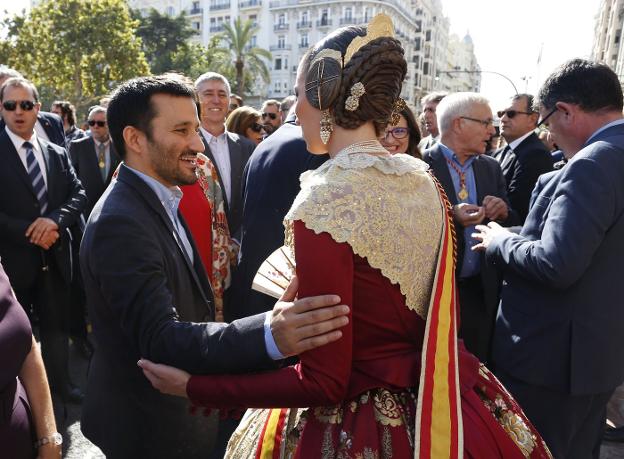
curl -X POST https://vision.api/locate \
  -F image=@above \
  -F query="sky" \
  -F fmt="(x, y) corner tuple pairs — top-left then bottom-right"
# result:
(1, 0), (602, 110)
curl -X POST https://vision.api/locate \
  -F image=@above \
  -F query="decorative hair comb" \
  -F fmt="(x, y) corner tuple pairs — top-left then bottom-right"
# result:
(344, 13), (395, 65)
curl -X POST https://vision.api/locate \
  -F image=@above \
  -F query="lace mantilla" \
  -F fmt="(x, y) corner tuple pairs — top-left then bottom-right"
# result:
(285, 151), (443, 318)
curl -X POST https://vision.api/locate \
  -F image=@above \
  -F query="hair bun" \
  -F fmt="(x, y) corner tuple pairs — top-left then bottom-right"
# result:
(304, 53), (343, 111)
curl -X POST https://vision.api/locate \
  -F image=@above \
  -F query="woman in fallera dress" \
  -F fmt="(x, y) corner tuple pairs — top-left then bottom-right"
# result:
(139, 14), (552, 458)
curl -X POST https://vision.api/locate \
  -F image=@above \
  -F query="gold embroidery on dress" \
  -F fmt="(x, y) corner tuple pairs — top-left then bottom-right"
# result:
(382, 426), (393, 458)
(373, 389), (404, 427)
(315, 405), (343, 424)
(285, 151), (443, 318)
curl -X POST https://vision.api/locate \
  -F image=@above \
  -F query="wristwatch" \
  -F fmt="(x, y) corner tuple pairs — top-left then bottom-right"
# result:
(35, 432), (62, 448)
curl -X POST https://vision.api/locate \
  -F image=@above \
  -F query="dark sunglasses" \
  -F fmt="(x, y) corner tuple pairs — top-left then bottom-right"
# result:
(249, 122), (264, 133)
(262, 112), (278, 120)
(88, 120), (106, 127)
(496, 109), (533, 119)
(2, 100), (36, 111)
(381, 127), (409, 140)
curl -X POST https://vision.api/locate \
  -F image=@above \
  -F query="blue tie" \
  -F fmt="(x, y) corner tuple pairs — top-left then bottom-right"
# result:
(23, 141), (48, 215)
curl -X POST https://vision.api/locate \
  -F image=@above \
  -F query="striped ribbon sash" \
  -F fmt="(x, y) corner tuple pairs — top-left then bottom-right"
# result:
(24, 141), (48, 214)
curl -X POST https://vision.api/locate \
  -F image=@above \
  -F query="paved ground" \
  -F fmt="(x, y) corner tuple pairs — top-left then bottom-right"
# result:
(53, 339), (624, 458)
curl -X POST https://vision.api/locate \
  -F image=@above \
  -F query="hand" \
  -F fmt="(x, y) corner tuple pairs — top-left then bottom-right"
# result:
(26, 218), (59, 246)
(482, 195), (509, 222)
(34, 230), (60, 250)
(270, 276), (349, 358)
(471, 221), (510, 251)
(453, 203), (485, 227)
(138, 359), (190, 398)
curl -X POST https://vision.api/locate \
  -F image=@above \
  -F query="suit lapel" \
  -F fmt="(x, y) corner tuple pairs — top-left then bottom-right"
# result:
(37, 138), (55, 199)
(83, 138), (105, 187)
(200, 132), (229, 212)
(430, 147), (458, 206)
(227, 134), (242, 212)
(472, 156), (487, 204)
(178, 212), (214, 304)
(1, 132), (37, 197)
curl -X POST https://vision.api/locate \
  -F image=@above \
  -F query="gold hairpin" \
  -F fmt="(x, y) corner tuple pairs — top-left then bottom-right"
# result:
(309, 49), (343, 69)
(344, 13), (395, 66)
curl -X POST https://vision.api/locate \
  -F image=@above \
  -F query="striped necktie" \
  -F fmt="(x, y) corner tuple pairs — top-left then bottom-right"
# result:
(23, 141), (48, 215)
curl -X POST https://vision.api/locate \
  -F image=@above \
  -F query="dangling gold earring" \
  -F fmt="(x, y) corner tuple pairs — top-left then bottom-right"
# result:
(320, 109), (333, 145)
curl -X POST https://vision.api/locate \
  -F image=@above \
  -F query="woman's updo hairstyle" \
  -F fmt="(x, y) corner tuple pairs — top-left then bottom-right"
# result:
(303, 14), (407, 136)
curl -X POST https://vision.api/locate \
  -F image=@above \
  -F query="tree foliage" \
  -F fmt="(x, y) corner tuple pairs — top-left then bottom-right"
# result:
(132, 8), (197, 75)
(170, 36), (228, 81)
(216, 18), (271, 96)
(0, 0), (149, 109)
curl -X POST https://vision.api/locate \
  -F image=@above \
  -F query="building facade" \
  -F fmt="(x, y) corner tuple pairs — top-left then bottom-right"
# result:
(128, 0), (480, 107)
(592, 0), (624, 82)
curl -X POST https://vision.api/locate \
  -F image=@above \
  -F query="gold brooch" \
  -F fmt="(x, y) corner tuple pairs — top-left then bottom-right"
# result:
(345, 82), (366, 112)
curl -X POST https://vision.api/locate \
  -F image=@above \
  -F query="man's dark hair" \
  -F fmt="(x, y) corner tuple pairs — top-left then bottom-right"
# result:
(52, 100), (77, 126)
(0, 77), (39, 103)
(107, 75), (196, 159)
(537, 59), (623, 113)
(512, 93), (535, 113)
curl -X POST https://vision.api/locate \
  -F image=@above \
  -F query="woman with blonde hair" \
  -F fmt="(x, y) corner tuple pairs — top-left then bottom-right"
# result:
(225, 106), (265, 145)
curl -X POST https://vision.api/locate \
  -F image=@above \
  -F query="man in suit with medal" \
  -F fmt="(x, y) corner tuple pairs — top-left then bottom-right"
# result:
(423, 92), (518, 364)
(80, 74), (349, 458)
(0, 77), (87, 402)
(194, 72), (256, 240)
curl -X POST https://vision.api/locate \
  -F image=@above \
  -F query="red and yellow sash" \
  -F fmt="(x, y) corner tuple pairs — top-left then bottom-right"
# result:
(255, 408), (289, 459)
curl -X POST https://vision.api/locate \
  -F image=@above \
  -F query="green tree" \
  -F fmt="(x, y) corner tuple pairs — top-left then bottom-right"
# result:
(217, 18), (271, 96)
(170, 36), (228, 81)
(132, 8), (197, 74)
(1, 0), (149, 110)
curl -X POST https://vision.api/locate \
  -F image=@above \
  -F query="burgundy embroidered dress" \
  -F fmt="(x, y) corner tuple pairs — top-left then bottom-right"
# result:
(185, 150), (551, 458)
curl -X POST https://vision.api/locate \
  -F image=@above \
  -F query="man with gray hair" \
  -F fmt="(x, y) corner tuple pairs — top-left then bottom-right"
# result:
(0, 66), (66, 148)
(422, 92), (517, 364)
(194, 72), (255, 239)
(418, 91), (447, 150)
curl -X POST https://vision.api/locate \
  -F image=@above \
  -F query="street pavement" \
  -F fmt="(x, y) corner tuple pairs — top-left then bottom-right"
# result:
(55, 339), (624, 458)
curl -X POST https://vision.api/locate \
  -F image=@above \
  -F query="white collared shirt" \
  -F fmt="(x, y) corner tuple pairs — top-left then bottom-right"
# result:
(200, 126), (231, 202)
(5, 126), (48, 187)
(507, 130), (535, 151)
(94, 138), (112, 178)
(34, 120), (50, 143)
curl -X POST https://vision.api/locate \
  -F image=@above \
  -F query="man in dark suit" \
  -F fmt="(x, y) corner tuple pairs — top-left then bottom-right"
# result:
(0, 77), (86, 402)
(474, 59), (624, 458)
(227, 114), (328, 322)
(194, 72), (255, 239)
(68, 105), (120, 218)
(423, 92), (518, 364)
(80, 75), (348, 458)
(493, 93), (553, 222)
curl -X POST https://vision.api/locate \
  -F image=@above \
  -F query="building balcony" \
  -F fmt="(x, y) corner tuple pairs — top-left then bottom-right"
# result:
(339, 17), (356, 25)
(209, 24), (226, 32)
(210, 2), (231, 11)
(270, 44), (292, 51)
(299, 42), (309, 49)
(316, 19), (333, 27)
(296, 20), (312, 29)
(239, 0), (261, 9)
(274, 23), (289, 31)
(189, 7), (203, 15)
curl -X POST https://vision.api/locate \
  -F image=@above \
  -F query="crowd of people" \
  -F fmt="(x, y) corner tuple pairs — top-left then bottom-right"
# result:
(1, 12), (624, 459)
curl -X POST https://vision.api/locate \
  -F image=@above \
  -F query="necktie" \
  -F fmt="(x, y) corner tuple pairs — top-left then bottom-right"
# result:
(24, 142), (48, 215)
(98, 143), (107, 180)
(498, 145), (511, 163)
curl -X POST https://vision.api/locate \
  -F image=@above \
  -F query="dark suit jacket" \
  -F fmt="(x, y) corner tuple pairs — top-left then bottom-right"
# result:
(493, 132), (553, 222)
(200, 130), (255, 239)
(488, 122), (624, 396)
(68, 136), (120, 218)
(227, 123), (328, 321)
(80, 164), (274, 458)
(0, 129), (86, 289)
(423, 146), (518, 345)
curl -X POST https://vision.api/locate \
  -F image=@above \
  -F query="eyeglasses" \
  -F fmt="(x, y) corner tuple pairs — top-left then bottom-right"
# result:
(2, 100), (36, 111)
(496, 109), (534, 119)
(88, 120), (106, 127)
(460, 116), (495, 127)
(249, 122), (264, 133)
(536, 106), (558, 128)
(381, 127), (409, 140)
(262, 112), (278, 120)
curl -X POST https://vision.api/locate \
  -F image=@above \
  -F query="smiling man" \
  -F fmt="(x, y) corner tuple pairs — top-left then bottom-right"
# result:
(195, 72), (255, 239)
(79, 75), (348, 458)
(422, 92), (518, 364)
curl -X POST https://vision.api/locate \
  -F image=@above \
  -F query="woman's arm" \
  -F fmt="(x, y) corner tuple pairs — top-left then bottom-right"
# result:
(141, 220), (355, 408)
(18, 336), (61, 459)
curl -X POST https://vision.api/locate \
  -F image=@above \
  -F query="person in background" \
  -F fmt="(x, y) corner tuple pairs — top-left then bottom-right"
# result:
(229, 93), (243, 114)
(260, 99), (282, 136)
(50, 100), (86, 144)
(1, 260), (61, 459)
(418, 91), (447, 150)
(226, 106), (266, 146)
(379, 103), (422, 157)
(280, 95), (297, 123)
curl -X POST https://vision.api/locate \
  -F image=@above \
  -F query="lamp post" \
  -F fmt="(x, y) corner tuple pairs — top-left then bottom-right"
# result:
(441, 69), (519, 95)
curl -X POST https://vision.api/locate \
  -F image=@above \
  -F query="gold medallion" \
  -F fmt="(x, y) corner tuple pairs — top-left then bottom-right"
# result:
(457, 187), (469, 200)
(99, 161), (105, 168)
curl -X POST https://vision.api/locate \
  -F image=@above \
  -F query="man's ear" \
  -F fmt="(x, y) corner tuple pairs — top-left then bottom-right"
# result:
(122, 126), (146, 157)
(555, 101), (575, 119)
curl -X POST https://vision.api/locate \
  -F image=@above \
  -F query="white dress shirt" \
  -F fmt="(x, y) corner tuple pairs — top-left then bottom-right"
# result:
(34, 120), (51, 143)
(5, 126), (48, 187)
(200, 126), (231, 203)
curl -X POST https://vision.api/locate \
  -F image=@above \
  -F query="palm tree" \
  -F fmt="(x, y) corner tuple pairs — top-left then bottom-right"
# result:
(217, 18), (271, 96)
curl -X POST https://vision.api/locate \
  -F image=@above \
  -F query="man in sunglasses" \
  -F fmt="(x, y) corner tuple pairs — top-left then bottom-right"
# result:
(68, 106), (120, 219)
(260, 99), (282, 136)
(0, 77), (87, 403)
(473, 59), (624, 459)
(493, 93), (553, 223)
(0, 67), (66, 148)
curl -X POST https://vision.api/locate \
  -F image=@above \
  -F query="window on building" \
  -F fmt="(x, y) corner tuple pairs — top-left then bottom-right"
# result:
(344, 7), (352, 20)
(275, 58), (282, 70)
(320, 9), (329, 25)
(279, 13), (285, 25)
(250, 14), (257, 25)
(302, 11), (308, 22)
(364, 7), (372, 22)
(193, 1), (200, 9)
(192, 21), (200, 30)
(414, 37), (421, 51)
(425, 30), (432, 42)
(278, 35), (285, 48)
(284, 57), (288, 69)
(251, 35), (257, 47)
(225, 15), (230, 23)
(166, 6), (175, 16)
(423, 62), (429, 75)
(300, 33), (308, 48)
